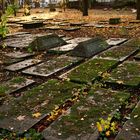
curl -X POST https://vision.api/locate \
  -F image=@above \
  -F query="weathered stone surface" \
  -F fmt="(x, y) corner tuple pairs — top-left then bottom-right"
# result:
(106, 38), (127, 46)
(5, 59), (42, 71)
(42, 87), (130, 140)
(62, 37), (73, 41)
(48, 43), (78, 54)
(44, 26), (61, 30)
(6, 32), (30, 37)
(134, 52), (140, 60)
(98, 45), (138, 61)
(70, 37), (109, 58)
(104, 61), (140, 87)
(0, 77), (35, 95)
(82, 22), (96, 27)
(63, 27), (81, 31)
(115, 101), (140, 140)
(22, 55), (82, 77)
(28, 34), (67, 51)
(70, 22), (86, 26)
(66, 37), (91, 44)
(22, 21), (44, 29)
(60, 58), (118, 83)
(5, 51), (34, 59)
(0, 79), (83, 133)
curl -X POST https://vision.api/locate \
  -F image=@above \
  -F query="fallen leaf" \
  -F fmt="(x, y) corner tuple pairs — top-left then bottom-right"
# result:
(32, 112), (41, 118)
(17, 115), (26, 121)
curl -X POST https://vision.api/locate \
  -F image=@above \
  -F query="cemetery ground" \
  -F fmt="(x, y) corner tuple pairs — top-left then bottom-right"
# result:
(0, 8), (140, 139)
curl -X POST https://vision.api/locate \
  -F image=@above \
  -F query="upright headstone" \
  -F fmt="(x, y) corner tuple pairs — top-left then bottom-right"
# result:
(70, 37), (109, 58)
(28, 34), (67, 51)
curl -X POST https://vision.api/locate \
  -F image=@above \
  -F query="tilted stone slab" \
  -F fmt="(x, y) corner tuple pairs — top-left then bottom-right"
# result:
(5, 59), (42, 71)
(70, 37), (109, 58)
(106, 38), (127, 46)
(5, 51), (34, 59)
(115, 101), (140, 140)
(123, 38), (140, 48)
(104, 61), (140, 87)
(22, 55), (83, 77)
(6, 32), (30, 37)
(28, 34), (67, 51)
(0, 79), (83, 133)
(0, 77), (35, 96)
(48, 43), (78, 54)
(22, 21), (44, 29)
(62, 37), (73, 41)
(42, 87), (130, 140)
(66, 37), (91, 44)
(97, 45), (138, 61)
(60, 58), (118, 83)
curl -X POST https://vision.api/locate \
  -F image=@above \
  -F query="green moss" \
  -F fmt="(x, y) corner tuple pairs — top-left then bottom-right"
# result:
(0, 85), (9, 96)
(10, 77), (25, 84)
(99, 45), (137, 59)
(0, 79), (84, 117)
(66, 58), (118, 83)
(124, 38), (140, 48)
(46, 87), (130, 139)
(104, 61), (140, 87)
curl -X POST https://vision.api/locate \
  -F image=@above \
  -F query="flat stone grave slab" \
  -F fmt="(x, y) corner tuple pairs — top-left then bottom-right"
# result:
(6, 32), (30, 37)
(70, 37), (110, 58)
(70, 22), (86, 26)
(106, 38), (127, 46)
(115, 101), (140, 140)
(129, 20), (140, 24)
(42, 87), (130, 140)
(97, 45), (138, 61)
(123, 38), (140, 48)
(48, 43), (78, 54)
(134, 52), (140, 60)
(82, 22), (96, 27)
(60, 58), (118, 84)
(59, 23), (70, 26)
(0, 76), (35, 96)
(66, 37), (91, 44)
(5, 59), (42, 71)
(29, 34), (67, 51)
(43, 26), (62, 30)
(5, 51), (34, 59)
(22, 21), (44, 29)
(104, 61), (140, 87)
(63, 27), (81, 31)
(0, 79), (83, 133)
(62, 37), (73, 41)
(22, 55), (83, 77)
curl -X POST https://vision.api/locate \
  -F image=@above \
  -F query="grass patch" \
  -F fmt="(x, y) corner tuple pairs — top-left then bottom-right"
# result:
(10, 77), (26, 84)
(104, 61), (140, 87)
(98, 45), (137, 60)
(0, 86), (9, 96)
(66, 58), (118, 83)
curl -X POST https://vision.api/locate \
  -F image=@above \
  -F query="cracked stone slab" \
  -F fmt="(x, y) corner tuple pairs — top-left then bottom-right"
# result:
(106, 38), (127, 46)
(22, 55), (83, 77)
(66, 37), (91, 44)
(5, 51), (34, 59)
(5, 59), (42, 71)
(42, 88), (130, 140)
(115, 101), (140, 140)
(48, 43), (78, 53)
(0, 77), (35, 95)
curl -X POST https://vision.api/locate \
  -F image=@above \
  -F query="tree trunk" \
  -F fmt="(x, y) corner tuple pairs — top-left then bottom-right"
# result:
(137, 0), (140, 20)
(82, 0), (88, 16)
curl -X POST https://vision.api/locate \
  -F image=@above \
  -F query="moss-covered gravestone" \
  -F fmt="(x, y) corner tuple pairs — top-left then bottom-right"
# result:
(22, 21), (44, 29)
(70, 37), (109, 58)
(104, 61), (140, 87)
(109, 18), (121, 24)
(42, 87), (130, 140)
(28, 34), (67, 51)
